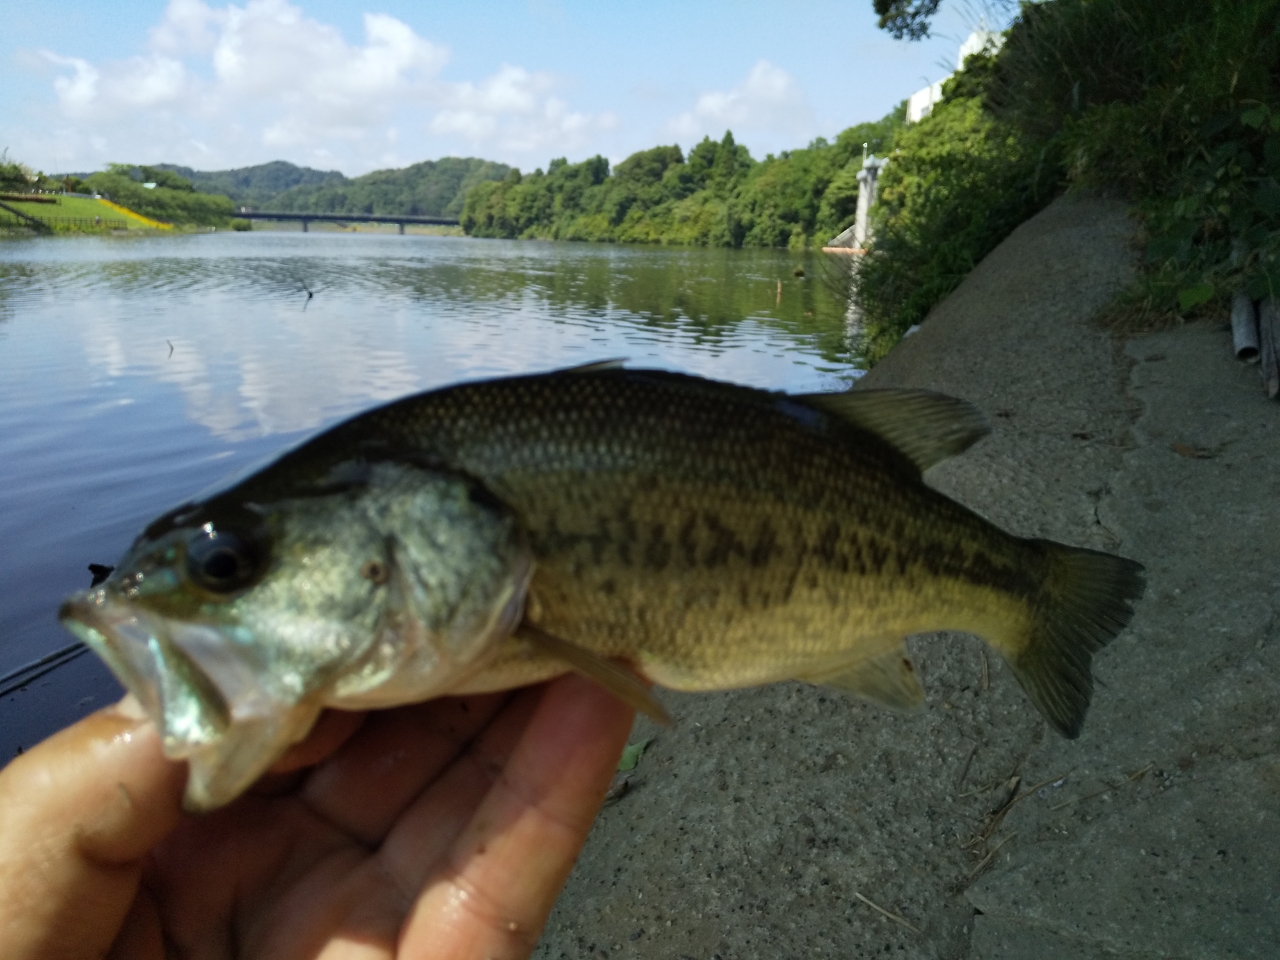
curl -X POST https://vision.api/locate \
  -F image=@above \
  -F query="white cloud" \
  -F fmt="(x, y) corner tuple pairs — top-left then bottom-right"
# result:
(28, 0), (615, 172)
(668, 60), (815, 145)
(430, 64), (617, 153)
(44, 53), (99, 116)
(149, 0), (223, 56)
(44, 50), (188, 119)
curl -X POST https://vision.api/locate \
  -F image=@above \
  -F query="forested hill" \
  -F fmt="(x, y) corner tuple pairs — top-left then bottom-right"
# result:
(156, 157), (511, 217)
(269, 157), (511, 217)
(156, 160), (344, 208)
(461, 110), (902, 248)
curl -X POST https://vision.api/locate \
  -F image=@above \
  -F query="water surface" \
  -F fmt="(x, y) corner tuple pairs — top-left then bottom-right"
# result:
(0, 231), (859, 751)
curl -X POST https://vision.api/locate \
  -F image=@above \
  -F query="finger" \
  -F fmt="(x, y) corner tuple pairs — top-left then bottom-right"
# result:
(374, 686), (546, 874)
(399, 674), (634, 959)
(248, 709), (369, 798)
(269, 709), (368, 775)
(298, 693), (510, 846)
(0, 697), (186, 960)
(230, 691), (544, 960)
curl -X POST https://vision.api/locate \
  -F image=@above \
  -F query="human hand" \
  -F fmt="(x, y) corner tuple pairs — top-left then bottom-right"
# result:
(0, 673), (634, 959)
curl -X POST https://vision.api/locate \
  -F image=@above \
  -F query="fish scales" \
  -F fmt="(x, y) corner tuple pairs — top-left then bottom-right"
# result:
(60, 365), (1145, 810)
(273, 369), (1047, 690)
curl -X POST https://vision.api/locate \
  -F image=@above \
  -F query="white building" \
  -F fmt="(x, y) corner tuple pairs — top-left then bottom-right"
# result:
(827, 28), (1007, 250)
(906, 81), (947, 124)
(905, 28), (1004, 123)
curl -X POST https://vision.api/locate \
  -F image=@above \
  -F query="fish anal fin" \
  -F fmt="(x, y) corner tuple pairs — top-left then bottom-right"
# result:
(795, 388), (990, 472)
(515, 622), (673, 727)
(801, 647), (925, 711)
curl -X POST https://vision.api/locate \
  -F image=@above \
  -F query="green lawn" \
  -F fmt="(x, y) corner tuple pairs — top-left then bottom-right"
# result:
(2, 195), (160, 230)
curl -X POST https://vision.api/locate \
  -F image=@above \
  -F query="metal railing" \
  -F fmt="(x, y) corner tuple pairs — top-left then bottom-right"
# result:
(0, 200), (51, 232)
(40, 216), (129, 229)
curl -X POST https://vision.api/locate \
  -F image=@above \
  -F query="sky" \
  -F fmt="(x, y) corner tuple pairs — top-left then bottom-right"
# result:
(2, 0), (1003, 177)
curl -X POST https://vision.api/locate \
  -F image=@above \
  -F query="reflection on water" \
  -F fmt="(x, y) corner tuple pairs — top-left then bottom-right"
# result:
(0, 232), (860, 677)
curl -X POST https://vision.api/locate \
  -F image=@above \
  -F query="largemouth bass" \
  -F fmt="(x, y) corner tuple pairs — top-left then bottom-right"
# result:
(60, 363), (1145, 810)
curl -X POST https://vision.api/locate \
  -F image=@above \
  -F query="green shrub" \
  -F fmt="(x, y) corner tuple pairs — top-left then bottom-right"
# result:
(851, 87), (1054, 361)
(852, 0), (1280, 351)
(988, 0), (1280, 325)
(230, 218), (252, 231)
(82, 167), (235, 226)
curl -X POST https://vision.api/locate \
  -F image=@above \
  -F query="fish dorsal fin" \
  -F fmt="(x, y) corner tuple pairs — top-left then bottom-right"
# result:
(799, 646), (925, 710)
(516, 622), (673, 726)
(795, 388), (990, 472)
(557, 359), (627, 375)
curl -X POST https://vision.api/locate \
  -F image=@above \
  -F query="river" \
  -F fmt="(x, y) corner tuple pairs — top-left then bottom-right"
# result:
(0, 230), (860, 754)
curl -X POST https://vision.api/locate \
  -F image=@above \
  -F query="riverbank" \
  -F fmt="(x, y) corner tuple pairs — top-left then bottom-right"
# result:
(0, 195), (170, 232)
(534, 192), (1278, 958)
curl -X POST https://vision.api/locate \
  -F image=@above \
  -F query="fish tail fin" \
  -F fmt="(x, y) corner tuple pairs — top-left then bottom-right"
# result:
(1003, 540), (1145, 739)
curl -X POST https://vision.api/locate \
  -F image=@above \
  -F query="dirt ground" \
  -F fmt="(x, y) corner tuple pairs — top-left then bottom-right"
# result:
(533, 194), (1280, 959)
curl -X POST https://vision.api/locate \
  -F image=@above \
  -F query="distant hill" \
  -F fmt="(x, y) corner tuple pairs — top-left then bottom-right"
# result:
(269, 158), (512, 217)
(155, 157), (511, 217)
(155, 161), (344, 209)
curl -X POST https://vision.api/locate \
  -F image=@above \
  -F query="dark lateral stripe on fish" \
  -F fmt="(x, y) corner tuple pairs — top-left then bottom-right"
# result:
(529, 507), (1040, 604)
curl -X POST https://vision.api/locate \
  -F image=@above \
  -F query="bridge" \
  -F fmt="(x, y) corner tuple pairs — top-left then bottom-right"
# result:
(235, 210), (461, 234)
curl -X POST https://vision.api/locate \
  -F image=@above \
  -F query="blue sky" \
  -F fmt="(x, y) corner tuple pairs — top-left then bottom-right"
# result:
(3, 0), (1002, 176)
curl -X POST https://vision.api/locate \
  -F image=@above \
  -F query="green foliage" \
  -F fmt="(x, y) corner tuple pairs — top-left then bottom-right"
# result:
(988, 0), (1280, 325)
(461, 116), (906, 250)
(873, 0), (942, 40)
(853, 0), (1280, 357)
(82, 169), (236, 226)
(156, 160), (345, 207)
(851, 93), (1053, 360)
(270, 157), (511, 217)
(154, 158), (509, 217)
(230, 218), (252, 231)
(0, 151), (34, 193)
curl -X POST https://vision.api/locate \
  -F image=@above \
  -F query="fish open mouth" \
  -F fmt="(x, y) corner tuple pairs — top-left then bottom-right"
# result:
(59, 591), (323, 811)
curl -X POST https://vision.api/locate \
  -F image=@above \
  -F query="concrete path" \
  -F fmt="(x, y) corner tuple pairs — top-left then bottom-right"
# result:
(535, 194), (1279, 959)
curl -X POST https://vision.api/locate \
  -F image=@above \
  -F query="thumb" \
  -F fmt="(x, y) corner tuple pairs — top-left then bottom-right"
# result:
(0, 696), (186, 960)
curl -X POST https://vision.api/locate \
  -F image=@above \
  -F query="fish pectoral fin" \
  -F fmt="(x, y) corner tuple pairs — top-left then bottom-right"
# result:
(799, 647), (925, 711)
(515, 622), (673, 727)
(794, 388), (990, 472)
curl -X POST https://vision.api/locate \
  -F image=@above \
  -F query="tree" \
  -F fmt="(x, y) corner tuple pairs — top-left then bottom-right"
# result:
(873, 0), (941, 39)
(0, 151), (33, 193)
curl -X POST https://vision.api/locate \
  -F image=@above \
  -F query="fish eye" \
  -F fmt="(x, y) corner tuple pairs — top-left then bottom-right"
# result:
(186, 526), (261, 593)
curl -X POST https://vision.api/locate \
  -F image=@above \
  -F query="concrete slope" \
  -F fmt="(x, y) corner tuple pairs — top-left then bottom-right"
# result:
(534, 193), (1279, 959)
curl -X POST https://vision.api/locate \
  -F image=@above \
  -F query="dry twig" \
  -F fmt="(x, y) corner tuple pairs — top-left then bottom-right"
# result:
(853, 892), (920, 934)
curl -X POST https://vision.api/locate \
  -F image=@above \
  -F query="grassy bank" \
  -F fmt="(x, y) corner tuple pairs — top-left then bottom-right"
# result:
(1, 195), (167, 232)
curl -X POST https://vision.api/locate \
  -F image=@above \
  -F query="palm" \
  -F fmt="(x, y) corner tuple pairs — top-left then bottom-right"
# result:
(125, 679), (632, 959)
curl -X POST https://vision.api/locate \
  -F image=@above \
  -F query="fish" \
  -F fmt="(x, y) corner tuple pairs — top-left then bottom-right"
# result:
(60, 362), (1145, 810)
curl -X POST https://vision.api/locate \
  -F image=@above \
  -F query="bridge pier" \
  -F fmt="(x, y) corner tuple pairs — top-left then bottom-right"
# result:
(302, 219), (308, 233)
(398, 222), (404, 235)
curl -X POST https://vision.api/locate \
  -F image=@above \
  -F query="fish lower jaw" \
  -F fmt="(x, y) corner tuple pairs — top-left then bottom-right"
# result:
(59, 593), (322, 810)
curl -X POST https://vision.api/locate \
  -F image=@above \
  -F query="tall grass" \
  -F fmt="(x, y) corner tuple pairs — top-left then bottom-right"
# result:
(852, 0), (1280, 355)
